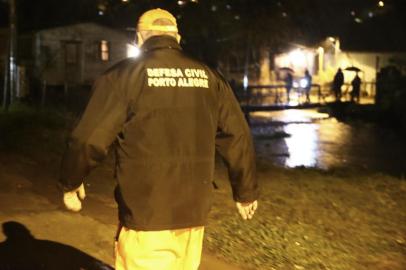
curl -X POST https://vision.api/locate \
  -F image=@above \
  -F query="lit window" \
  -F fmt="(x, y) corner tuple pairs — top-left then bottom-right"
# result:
(100, 40), (109, 61)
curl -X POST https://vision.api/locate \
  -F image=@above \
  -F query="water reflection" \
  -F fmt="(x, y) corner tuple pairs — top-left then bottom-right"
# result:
(250, 109), (406, 176)
(284, 123), (318, 167)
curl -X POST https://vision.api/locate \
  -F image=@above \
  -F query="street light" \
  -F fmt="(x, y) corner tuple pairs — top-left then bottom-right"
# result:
(288, 50), (306, 67)
(243, 75), (248, 90)
(177, 0), (186, 6)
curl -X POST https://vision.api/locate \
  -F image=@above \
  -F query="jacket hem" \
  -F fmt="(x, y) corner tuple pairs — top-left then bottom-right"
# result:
(120, 220), (208, 231)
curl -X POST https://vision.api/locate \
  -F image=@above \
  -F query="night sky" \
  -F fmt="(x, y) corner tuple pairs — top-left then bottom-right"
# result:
(0, 0), (405, 52)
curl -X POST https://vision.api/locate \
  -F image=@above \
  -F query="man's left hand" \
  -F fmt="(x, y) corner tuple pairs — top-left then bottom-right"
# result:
(236, 200), (258, 220)
(63, 183), (86, 212)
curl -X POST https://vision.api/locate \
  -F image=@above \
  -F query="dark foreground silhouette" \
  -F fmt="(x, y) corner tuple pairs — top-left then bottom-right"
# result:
(0, 221), (113, 270)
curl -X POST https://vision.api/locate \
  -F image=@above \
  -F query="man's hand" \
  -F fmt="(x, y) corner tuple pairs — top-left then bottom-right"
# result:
(63, 183), (86, 212)
(236, 200), (258, 220)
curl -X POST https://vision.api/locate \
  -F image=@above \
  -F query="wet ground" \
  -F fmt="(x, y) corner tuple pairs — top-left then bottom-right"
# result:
(0, 154), (244, 270)
(1, 106), (405, 270)
(251, 109), (406, 177)
(0, 108), (244, 270)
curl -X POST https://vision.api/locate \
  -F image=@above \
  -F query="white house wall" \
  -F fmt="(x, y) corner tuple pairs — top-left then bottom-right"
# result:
(337, 52), (393, 82)
(34, 23), (129, 85)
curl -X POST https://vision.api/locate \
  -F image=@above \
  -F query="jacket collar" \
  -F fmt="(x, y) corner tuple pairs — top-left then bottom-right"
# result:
(141, 35), (182, 53)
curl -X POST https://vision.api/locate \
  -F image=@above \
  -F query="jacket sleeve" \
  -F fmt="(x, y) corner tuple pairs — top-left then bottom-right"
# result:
(59, 72), (129, 191)
(215, 77), (259, 203)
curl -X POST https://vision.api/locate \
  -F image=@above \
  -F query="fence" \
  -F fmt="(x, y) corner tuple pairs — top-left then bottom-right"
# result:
(235, 82), (376, 107)
(236, 84), (323, 107)
(28, 81), (92, 114)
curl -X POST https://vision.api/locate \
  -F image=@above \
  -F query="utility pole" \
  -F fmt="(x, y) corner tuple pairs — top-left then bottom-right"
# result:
(3, 0), (17, 111)
(9, 0), (17, 105)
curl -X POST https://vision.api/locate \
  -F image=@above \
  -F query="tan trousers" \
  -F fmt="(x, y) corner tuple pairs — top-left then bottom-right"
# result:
(115, 226), (205, 270)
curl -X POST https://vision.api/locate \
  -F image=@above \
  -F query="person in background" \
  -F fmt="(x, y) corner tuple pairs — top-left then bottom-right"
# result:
(59, 8), (258, 270)
(332, 68), (344, 102)
(303, 69), (312, 103)
(351, 72), (361, 103)
(285, 71), (293, 103)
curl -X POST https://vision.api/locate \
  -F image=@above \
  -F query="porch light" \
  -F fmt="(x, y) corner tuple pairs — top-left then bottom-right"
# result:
(243, 75), (249, 90)
(127, 44), (140, 58)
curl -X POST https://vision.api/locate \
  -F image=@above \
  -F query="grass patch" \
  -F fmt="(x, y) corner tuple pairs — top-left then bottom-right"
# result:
(205, 164), (406, 270)
(2, 104), (405, 270)
(0, 104), (72, 161)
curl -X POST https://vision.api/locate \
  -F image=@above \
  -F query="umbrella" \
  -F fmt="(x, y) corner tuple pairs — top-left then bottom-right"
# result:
(344, 66), (362, 72)
(278, 67), (294, 73)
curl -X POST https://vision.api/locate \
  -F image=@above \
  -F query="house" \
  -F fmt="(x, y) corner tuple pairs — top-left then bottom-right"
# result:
(319, 37), (406, 96)
(21, 23), (133, 86)
(274, 37), (406, 97)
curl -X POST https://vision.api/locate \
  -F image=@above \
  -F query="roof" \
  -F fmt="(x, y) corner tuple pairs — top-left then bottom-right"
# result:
(29, 22), (131, 43)
(36, 22), (126, 35)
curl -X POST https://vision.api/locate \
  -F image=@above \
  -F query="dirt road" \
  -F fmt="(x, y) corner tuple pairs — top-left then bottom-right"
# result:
(0, 156), (244, 270)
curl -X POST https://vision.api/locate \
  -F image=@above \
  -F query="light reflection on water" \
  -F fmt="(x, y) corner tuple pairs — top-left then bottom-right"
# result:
(250, 109), (406, 176)
(284, 123), (318, 167)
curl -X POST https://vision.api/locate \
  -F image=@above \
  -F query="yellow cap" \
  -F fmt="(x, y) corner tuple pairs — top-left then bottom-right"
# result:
(137, 8), (178, 33)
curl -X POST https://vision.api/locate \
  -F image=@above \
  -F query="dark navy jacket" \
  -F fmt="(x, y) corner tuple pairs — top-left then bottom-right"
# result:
(60, 35), (258, 230)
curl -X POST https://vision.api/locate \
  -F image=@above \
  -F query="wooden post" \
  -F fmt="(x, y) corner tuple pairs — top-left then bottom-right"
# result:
(64, 82), (69, 107)
(41, 80), (46, 107)
(2, 53), (9, 111)
(9, 0), (17, 105)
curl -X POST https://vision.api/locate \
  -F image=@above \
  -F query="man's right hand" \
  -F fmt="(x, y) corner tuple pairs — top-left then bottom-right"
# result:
(236, 200), (258, 220)
(63, 183), (86, 212)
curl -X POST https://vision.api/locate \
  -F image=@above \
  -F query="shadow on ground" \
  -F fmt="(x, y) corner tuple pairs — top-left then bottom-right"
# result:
(0, 221), (113, 270)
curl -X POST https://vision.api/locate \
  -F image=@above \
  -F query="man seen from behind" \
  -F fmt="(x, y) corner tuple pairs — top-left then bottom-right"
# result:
(59, 8), (258, 270)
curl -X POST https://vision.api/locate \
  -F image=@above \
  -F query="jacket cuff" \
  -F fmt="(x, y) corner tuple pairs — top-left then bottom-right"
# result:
(233, 192), (259, 203)
(57, 181), (83, 193)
